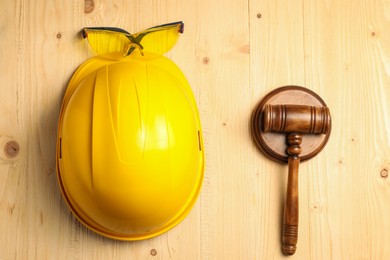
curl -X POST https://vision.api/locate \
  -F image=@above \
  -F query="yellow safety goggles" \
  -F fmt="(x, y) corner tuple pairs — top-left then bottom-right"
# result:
(82, 21), (184, 56)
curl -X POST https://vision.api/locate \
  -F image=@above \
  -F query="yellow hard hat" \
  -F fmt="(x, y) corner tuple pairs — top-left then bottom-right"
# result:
(56, 23), (204, 240)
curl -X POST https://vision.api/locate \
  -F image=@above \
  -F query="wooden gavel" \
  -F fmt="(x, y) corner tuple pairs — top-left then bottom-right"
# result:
(251, 86), (331, 256)
(262, 104), (330, 255)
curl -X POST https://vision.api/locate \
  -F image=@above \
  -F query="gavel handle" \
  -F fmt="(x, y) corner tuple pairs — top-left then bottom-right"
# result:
(282, 156), (299, 255)
(282, 133), (302, 255)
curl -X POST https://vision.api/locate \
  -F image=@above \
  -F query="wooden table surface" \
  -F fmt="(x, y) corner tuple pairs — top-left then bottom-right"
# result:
(1, 0), (390, 259)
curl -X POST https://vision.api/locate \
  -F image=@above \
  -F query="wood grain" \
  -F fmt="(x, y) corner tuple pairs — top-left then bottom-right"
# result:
(1, 0), (390, 259)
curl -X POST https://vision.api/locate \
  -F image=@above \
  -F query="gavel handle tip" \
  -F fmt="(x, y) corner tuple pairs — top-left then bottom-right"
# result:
(282, 245), (297, 255)
(282, 223), (298, 255)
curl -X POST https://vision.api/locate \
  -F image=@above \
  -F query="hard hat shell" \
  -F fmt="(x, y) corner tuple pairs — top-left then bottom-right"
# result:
(56, 52), (204, 240)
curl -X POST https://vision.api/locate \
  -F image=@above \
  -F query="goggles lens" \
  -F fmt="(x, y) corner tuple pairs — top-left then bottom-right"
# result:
(82, 22), (184, 56)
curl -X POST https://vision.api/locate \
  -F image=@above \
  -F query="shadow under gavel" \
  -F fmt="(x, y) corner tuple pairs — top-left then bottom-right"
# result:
(262, 104), (331, 255)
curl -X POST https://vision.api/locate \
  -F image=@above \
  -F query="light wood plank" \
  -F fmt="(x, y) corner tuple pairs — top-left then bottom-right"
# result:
(303, 0), (390, 259)
(249, 0), (307, 259)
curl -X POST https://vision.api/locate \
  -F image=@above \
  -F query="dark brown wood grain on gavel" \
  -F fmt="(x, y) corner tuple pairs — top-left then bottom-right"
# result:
(262, 104), (331, 255)
(262, 104), (331, 134)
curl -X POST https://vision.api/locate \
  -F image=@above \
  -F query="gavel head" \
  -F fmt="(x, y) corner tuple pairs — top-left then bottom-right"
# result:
(262, 104), (331, 135)
(251, 86), (332, 164)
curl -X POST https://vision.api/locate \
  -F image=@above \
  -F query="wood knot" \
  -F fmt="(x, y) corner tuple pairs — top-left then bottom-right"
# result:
(239, 44), (250, 54)
(8, 203), (16, 215)
(310, 203), (321, 212)
(150, 249), (157, 256)
(380, 168), (388, 178)
(84, 0), (95, 13)
(202, 56), (210, 65)
(4, 140), (20, 158)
